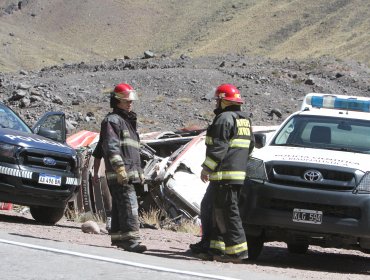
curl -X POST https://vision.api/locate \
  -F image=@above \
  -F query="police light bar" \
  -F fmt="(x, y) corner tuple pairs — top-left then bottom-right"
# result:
(301, 93), (370, 112)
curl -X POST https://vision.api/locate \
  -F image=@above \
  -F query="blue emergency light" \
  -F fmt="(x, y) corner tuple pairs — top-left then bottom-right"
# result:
(303, 94), (370, 112)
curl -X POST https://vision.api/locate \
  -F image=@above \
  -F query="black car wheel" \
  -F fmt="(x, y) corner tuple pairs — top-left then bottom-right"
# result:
(30, 206), (65, 224)
(246, 235), (264, 260)
(287, 243), (309, 254)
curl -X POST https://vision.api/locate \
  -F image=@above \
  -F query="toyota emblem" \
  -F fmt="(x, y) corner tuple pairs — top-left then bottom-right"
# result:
(303, 170), (323, 182)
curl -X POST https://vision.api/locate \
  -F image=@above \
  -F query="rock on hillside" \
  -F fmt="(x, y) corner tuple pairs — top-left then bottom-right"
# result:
(0, 55), (369, 134)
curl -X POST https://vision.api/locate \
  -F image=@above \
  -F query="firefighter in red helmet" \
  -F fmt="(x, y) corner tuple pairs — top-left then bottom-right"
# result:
(98, 82), (146, 253)
(200, 83), (254, 262)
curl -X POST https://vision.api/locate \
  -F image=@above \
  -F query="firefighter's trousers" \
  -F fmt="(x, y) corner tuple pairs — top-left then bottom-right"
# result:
(210, 183), (247, 256)
(107, 179), (140, 240)
(200, 182), (215, 242)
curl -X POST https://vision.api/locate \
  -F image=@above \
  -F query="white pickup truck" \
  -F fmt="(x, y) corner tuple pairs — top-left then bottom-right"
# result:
(242, 93), (370, 260)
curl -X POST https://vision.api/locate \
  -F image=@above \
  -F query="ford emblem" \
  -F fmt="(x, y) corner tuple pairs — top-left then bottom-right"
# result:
(303, 170), (323, 182)
(43, 157), (57, 166)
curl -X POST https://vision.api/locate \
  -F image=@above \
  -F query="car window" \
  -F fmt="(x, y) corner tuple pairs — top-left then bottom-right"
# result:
(0, 103), (31, 133)
(272, 115), (370, 153)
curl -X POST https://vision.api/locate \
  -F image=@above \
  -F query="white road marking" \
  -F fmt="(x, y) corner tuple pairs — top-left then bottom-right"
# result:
(0, 238), (240, 280)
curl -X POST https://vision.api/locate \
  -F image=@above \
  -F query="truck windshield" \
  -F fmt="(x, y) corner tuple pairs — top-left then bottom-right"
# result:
(272, 115), (370, 154)
(0, 103), (32, 133)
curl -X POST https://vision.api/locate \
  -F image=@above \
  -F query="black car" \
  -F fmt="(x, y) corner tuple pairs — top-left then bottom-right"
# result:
(0, 102), (80, 224)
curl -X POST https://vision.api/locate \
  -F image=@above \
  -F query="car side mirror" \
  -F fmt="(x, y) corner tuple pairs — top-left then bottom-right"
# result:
(254, 133), (266, 149)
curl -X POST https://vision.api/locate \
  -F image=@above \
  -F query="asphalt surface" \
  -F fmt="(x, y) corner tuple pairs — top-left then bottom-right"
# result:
(0, 231), (290, 280)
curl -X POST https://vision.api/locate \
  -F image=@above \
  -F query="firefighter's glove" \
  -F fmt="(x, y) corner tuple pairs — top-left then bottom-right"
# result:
(116, 166), (128, 185)
(139, 173), (145, 185)
(200, 168), (210, 183)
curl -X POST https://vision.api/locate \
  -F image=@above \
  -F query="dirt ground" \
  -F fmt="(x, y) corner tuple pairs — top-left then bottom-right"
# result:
(1, 209), (370, 280)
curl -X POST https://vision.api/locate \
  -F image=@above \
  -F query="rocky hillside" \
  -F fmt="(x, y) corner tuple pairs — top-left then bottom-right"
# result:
(0, 55), (369, 134)
(0, 0), (369, 72)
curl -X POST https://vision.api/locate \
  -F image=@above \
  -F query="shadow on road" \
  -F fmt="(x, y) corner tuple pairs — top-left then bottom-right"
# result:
(0, 213), (80, 230)
(251, 244), (370, 276)
(144, 248), (199, 261)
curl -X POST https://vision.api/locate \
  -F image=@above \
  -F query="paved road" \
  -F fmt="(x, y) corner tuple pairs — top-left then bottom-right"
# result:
(0, 231), (289, 280)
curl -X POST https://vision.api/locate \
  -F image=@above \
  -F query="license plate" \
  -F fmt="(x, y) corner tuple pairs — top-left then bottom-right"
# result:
(38, 173), (62, 186)
(293, 208), (323, 224)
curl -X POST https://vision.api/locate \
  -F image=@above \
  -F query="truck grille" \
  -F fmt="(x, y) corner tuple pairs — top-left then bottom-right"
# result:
(19, 149), (75, 172)
(266, 162), (357, 191)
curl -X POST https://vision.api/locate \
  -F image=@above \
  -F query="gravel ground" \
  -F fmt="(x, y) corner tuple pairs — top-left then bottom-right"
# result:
(1, 55), (369, 134)
(1, 209), (370, 280)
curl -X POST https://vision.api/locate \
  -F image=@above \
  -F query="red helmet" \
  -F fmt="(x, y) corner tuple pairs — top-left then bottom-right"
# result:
(214, 84), (243, 104)
(113, 83), (138, 101)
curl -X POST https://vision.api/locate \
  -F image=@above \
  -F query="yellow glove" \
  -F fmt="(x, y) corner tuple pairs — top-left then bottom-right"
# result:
(116, 166), (128, 185)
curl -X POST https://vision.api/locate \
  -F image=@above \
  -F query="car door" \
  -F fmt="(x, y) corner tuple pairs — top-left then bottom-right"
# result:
(32, 112), (67, 143)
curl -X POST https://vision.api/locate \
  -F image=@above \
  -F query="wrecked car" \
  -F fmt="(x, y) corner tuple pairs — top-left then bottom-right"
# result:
(67, 126), (277, 225)
(0, 102), (80, 224)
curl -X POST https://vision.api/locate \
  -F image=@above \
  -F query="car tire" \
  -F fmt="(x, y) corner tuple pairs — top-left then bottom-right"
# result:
(287, 243), (309, 254)
(30, 206), (65, 224)
(246, 235), (264, 260)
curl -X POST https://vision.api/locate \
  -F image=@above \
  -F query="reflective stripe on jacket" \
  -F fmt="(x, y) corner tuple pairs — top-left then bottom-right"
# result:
(202, 106), (254, 185)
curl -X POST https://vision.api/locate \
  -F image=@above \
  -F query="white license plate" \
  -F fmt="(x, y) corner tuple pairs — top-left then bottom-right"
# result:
(38, 173), (62, 186)
(293, 208), (323, 224)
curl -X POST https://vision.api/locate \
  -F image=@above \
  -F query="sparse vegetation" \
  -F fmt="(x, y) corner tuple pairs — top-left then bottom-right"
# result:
(65, 208), (105, 224)
(154, 95), (166, 103)
(176, 97), (192, 103)
(140, 208), (201, 234)
(0, 0), (368, 72)
(140, 207), (161, 228)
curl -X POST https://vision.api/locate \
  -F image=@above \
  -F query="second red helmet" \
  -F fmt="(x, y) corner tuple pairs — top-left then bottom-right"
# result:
(214, 84), (244, 104)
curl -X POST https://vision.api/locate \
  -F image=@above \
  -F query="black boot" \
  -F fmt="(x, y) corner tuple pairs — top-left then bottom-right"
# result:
(214, 250), (248, 264)
(116, 239), (147, 253)
(189, 239), (210, 254)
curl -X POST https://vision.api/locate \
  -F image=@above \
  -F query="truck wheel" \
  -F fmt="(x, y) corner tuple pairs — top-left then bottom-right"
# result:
(246, 235), (264, 260)
(287, 243), (309, 254)
(30, 206), (65, 224)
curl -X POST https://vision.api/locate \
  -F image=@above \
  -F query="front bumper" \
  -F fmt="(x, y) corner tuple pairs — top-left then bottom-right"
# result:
(241, 180), (370, 241)
(0, 164), (80, 208)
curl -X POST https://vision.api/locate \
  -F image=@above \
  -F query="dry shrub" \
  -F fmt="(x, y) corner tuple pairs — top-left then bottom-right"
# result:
(176, 218), (201, 235)
(140, 208), (201, 234)
(66, 209), (105, 223)
(139, 207), (161, 228)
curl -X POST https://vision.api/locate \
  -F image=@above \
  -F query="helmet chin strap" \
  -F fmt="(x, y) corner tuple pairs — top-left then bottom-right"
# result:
(220, 99), (235, 109)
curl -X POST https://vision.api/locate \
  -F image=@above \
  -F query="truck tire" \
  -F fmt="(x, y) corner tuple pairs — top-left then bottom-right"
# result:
(246, 235), (264, 260)
(30, 206), (65, 224)
(287, 243), (309, 254)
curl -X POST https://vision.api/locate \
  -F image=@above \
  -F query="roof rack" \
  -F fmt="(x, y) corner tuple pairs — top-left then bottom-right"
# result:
(301, 93), (370, 112)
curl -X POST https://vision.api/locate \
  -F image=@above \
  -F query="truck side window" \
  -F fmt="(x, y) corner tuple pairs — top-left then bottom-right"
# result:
(275, 119), (295, 144)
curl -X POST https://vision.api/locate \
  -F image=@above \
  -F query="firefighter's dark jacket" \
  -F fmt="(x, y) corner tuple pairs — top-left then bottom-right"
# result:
(202, 105), (254, 185)
(101, 108), (142, 183)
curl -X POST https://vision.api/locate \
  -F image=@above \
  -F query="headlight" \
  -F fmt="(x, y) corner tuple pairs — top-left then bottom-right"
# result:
(246, 157), (267, 181)
(0, 142), (19, 160)
(355, 172), (370, 193)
